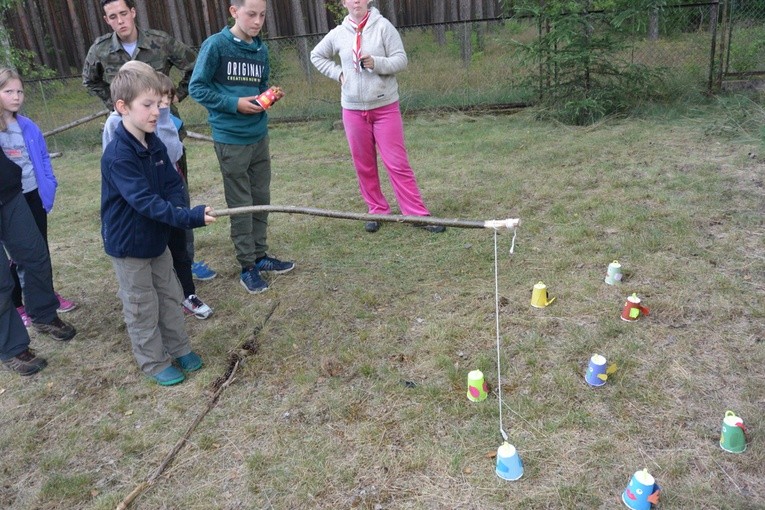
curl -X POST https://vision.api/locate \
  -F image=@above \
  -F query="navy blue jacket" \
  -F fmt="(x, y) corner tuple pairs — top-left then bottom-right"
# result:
(101, 122), (206, 258)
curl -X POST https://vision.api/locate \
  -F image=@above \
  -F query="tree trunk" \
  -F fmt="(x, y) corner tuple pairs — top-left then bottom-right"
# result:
(200, 0), (212, 39)
(37, 0), (67, 75)
(314, 0), (328, 33)
(14, 3), (41, 65)
(449, 0), (458, 21)
(382, 0), (397, 26)
(459, 0), (472, 66)
(175, 0), (194, 44)
(134, 0), (150, 30)
(265, 2), (278, 37)
(65, 0), (87, 69)
(433, 0), (446, 46)
(84, 0), (102, 41)
(165, 0), (183, 40)
(485, 0), (496, 19)
(25, 1), (51, 68)
(0, 18), (15, 69)
(648, 7), (659, 41)
(290, 0), (312, 79)
(218, 2), (230, 32)
(474, 0), (485, 51)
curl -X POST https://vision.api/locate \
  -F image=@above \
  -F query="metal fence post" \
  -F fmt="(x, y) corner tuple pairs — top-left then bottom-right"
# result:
(716, 0), (730, 91)
(708, 0), (720, 93)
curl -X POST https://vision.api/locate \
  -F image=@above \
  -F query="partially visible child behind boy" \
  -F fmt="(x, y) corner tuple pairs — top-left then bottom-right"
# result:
(103, 66), (214, 320)
(101, 61), (215, 386)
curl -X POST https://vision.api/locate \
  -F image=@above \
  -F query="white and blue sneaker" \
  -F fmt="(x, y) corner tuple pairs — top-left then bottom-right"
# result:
(182, 294), (214, 320)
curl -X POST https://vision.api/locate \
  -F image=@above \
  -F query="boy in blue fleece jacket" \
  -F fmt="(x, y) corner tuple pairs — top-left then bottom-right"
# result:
(102, 61), (215, 386)
(189, 0), (294, 296)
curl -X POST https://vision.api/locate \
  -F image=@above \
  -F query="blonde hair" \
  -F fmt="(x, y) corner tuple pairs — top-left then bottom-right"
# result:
(0, 68), (22, 132)
(110, 61), (162, 107)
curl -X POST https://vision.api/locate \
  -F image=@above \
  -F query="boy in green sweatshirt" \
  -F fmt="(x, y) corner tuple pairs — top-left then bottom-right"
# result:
(189, 0), (294, 295)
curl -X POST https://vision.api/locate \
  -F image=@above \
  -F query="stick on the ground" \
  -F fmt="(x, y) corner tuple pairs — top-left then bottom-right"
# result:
(43, 109), (110, 138)
(186, 130), (214, 142)
(115, 302), (278, 510)
(115, 366), (239, 510)
(210, 205), (520, 230)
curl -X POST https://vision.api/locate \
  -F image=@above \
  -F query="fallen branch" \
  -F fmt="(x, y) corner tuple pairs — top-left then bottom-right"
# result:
(115, 302), (279, 510)
(43, 109), (110, 138)
(210, 205), (520, 230)
(186, 130), (214, 142)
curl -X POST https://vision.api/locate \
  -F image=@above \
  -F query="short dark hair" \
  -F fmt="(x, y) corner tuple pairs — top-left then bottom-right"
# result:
(101, 0), (135, 10)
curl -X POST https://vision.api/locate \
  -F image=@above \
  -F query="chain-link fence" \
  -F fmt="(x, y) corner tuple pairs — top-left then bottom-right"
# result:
(723, 0), (765, 76)
(19, 3), (765, 148)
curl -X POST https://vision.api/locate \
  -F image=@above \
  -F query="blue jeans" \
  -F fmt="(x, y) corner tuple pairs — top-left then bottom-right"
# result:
(0, 193), (58, 360)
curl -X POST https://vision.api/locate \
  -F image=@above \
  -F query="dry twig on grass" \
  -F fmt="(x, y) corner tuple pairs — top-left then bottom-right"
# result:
(115, 302), (279, 510)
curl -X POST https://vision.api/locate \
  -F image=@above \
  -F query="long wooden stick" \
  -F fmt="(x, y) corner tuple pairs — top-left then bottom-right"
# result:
(43, 109), (110, 138)
(185, 130), (214, 142)
(115, 303), (278, 510)
(209, 205), (520, 230)
(115, 365), (240, 510)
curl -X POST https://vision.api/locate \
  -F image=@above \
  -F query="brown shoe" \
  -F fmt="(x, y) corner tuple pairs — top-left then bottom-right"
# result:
(33, 317), (77, 342)
(2, 349), (47, 376)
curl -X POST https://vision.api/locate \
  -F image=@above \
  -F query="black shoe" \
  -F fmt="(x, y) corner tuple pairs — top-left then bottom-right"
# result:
(413, 223), (446, 234)
(2, 349), (47, 376)
(364, 221), (380, 233)
(33, 317), (77, 342)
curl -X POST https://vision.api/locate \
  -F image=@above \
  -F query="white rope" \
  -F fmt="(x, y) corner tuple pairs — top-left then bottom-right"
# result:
(494, 228), (509, 442)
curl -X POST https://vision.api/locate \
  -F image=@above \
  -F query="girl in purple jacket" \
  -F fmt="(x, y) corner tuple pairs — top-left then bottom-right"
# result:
(0, 68), (77, 326)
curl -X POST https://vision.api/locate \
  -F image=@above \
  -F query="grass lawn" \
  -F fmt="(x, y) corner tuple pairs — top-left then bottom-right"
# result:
(0, 105), (763, 509)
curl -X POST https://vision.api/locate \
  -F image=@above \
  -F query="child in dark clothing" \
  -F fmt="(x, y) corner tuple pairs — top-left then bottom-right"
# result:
(101, 61), (215, 386)
(0, 150), (77, 376)
(103, 67), (214, 320)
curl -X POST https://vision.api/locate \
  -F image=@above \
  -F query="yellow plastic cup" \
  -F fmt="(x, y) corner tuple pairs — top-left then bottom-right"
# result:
(530, 281), (555, 308)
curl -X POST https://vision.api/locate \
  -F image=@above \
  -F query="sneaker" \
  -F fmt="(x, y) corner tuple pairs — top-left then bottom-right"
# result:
(176, 351), (203, 372)
(255, 255), (295, 274)
(32, 317), (77, 342)
(55, 293), (77, 313)
(151, 365), (185, 386)
(413, 222), (446, 234)
(16, 306), (31, 328)
(182, 294), (213, 320)
(2, 349), (47, 376)
(365, 221), (380, 233)
(240, 266), (269, 294)
(191, 261), (217, 281)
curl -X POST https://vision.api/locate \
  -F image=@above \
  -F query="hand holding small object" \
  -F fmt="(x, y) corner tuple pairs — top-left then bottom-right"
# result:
(360, 55), (374, 72)
(237, 96), (263, 114)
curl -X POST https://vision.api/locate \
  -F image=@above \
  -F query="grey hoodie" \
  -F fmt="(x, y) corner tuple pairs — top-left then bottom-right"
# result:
(310, 7), (407, 111)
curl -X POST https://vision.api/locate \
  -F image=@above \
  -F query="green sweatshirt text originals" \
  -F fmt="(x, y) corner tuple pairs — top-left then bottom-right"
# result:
(189, 26), (271, 145)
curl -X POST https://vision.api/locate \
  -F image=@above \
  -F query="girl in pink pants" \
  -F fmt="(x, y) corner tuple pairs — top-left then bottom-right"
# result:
(311, 1), (444, 233)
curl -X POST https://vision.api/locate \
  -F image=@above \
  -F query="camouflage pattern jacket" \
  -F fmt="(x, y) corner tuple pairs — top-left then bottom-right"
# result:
(82, 28), (196, 110)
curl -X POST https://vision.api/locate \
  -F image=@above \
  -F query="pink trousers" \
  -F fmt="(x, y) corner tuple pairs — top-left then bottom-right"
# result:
(342, 102), (430, 216)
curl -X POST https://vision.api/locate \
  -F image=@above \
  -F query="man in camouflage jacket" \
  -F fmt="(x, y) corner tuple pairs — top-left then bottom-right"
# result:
(82, 0), (196, 111)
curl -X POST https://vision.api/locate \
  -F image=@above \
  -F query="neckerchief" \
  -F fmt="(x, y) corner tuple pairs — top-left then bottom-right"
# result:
(349, 11), (371, 72)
